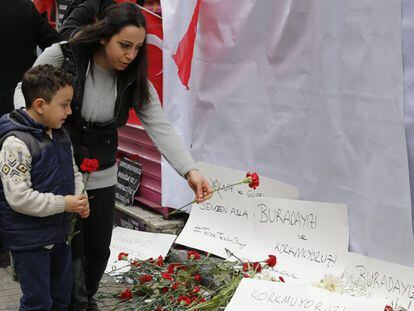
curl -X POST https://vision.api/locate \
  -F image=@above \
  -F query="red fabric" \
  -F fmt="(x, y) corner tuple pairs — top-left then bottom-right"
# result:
(171, 0), (201, 90)
(128, 8), (163, 125)
(33, 0), (56, 28)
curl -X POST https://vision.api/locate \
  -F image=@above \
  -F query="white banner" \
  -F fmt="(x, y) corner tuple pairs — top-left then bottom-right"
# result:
(342, 252), (414, 310)
(105, 227), (176, 275)
(161, 0), (414, 266)
(175, 196), (348, 281)
(225, 278), (386, 311)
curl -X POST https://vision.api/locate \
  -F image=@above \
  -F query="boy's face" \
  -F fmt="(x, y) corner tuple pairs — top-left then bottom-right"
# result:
(40, 85), (73, 129)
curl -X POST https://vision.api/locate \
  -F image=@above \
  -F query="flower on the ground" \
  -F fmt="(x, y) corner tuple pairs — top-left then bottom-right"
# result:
(118, 252), (129, 261)
(104, 251), (281, 310)
(266, 255), (277, 267)
(384, 306), (393, 311)
(139, 274), (153, 284)
(314, 274), (344, 294)
(279, 276), (285, 283)
(246, 172), (260, 189)
(242, 261), (262, 273)
(156, 255), (164, 266)
(187, 250), (201, 260)
(162, 272), (173, 280)
(120, 288), (133, 300)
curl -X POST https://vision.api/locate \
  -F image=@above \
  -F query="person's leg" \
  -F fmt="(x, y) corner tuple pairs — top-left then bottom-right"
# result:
(12, 248), (52, 311)
(84, 186), (115, 310)
(50, 243), (73, 311)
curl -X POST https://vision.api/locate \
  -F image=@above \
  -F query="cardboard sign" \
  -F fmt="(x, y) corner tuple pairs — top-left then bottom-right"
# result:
(105, 227), (176, 276)
(225, 278), (386, 311)
(176, 195), (349, 281)
(115, 157), (142, 206)
(342, 252), (414, 310)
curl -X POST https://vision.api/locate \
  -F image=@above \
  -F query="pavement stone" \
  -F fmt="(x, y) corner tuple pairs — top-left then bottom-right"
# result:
(0, 267), (120, 311)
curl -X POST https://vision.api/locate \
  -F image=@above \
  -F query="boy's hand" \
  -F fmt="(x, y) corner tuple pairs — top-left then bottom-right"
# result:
(79, 199), (90, 219)
(64, 194), (89, 217)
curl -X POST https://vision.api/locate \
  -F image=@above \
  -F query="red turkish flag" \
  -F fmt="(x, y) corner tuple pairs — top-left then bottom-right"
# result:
(172, 0), (201, 90)
(33, 0), (56, 28)
(127, 6), (163, 125)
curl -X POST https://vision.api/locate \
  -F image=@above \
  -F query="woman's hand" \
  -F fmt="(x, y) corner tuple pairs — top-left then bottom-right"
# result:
(186, 169), (213, 203)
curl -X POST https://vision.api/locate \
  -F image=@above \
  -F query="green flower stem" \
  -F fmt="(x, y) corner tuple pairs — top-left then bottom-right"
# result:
(66, 173), (91, 245)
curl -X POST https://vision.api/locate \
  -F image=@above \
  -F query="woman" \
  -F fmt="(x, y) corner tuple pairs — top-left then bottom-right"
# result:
(15, 1), (212, 310)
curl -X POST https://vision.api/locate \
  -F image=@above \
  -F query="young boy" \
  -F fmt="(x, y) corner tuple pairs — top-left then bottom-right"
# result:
(0, 64), (89, 310)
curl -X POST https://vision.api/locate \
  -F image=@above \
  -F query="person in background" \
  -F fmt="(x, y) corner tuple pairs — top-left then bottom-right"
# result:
(0, 0), (60, 116)
(0, 64), (89, 310)
(14, 1), (213, 310)
(0, 0), (61, 269)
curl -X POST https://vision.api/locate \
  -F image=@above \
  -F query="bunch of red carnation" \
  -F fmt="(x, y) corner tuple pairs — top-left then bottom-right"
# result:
(110, 250), (283, 310)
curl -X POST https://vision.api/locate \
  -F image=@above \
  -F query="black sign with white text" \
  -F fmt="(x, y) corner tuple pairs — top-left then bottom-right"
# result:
(115, 157), (142, 206)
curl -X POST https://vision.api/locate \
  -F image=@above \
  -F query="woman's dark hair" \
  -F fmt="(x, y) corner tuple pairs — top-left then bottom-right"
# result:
(70, 2), (149, 104)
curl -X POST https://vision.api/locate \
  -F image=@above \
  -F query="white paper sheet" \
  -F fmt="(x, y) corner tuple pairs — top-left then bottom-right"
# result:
(225, 278), (386, 311)
(342, 252), (414, 310)
(105, 227), (176, 275)
(176, 196), (348, 281)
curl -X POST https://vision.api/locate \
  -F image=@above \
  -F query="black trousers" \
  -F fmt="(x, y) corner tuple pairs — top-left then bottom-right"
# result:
(71, 185), (115, 303)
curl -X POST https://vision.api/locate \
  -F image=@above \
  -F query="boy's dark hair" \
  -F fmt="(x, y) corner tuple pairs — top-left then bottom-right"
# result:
(22, 64), (73, 109)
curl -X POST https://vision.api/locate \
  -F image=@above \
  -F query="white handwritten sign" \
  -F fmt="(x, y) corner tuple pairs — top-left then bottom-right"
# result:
(341, 252), (414, 310)
(175, 195), (349, 281)
(105, 227), (177, 276)
(225, 278), (386, 311)
(197, 161), (299, 201)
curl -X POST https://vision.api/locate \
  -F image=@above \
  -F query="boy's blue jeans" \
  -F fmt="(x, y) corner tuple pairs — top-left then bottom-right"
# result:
(12, 242), (72, 311)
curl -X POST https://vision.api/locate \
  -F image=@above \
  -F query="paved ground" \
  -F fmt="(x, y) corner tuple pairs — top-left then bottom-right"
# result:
(0, 267), (20, 311)
(0, 266), (120, 311)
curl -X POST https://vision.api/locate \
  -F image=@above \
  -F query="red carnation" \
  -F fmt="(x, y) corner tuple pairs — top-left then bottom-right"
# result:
(131, 260), (140, 267)
(187, 250), (201, 260)
(139, 274), (153, 284)
(167, 264), (176, 274)
(118, 252), (129, 261)
(172, 282), (181, 290)
(192, 286), (200, 293)
(194, 274), (202, 282)
(177, 295), (192, 305)
(80, 158), (99, 173)
(120, 288), (132, 300)
(246, 172), (260, 189)
(242, 262), (250, 272)
(252, 262), (262, 272)
(162, 272), (173, 281)
(384, 306), (393, 311)
(266, 255), (277, 267)
(156, 255), (164, 267)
